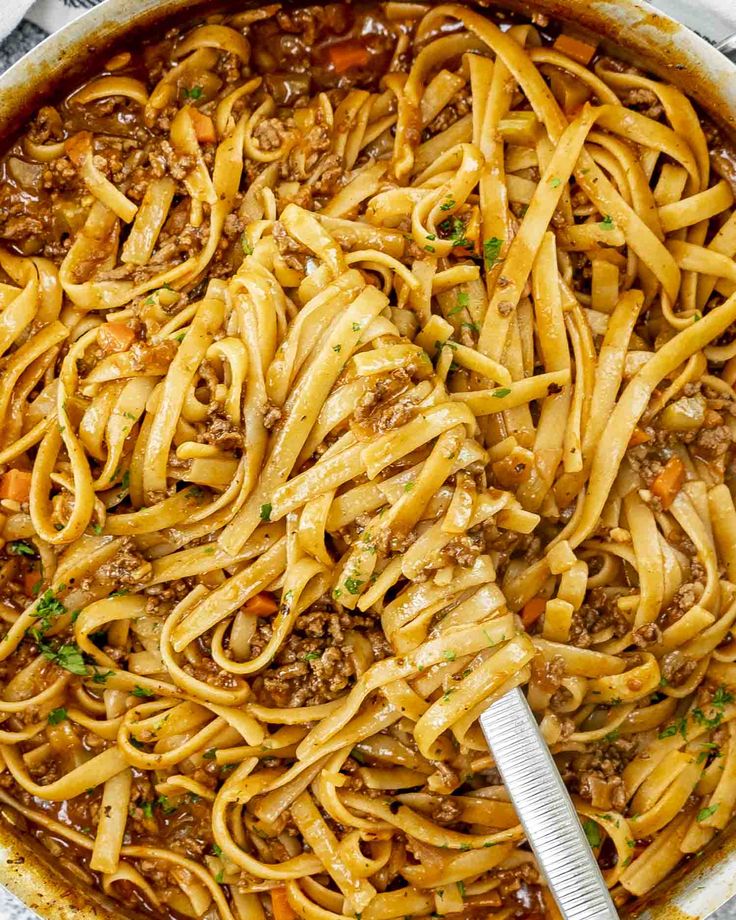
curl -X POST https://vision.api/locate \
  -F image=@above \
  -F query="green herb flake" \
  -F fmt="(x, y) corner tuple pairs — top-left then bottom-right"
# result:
(259, 502), (272, 522)
(483, 237), (504, 270)
(132, 685), (154, 698)
(583, 819), (602, 848)
(47, 707), (67, 725)
(439, 199), (455, 211)
(444, 650), (457, 662)
(141, 801), (154, 819)
(713, 686), (733, 708)
(344, 576), (364, 595)
(456, 881), (465, 899)
(9, 541), (34, 556)
(183, 85), (203, 100)
(241, 235), (254, 256)
(39, 642), (87, 676)
(697, 803), (719, 822)
(304, 651), (321, 661)
(33, 589), (66, 635)
(492, 387), (511, 398)
(214, 870), (224, 884)
(212, 843), (223, 857)
(156, 795), (177, 815)
(599, 214), (615, 231)
(550, 177), (562, 188)
(92, 669), (114, 684)
(203, 748), (217, 760)
(333, 344), (342, 353)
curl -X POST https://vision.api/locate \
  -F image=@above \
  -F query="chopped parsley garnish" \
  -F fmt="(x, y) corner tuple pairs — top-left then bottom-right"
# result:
(241, 235), (253, 256)
(39, 642), (87, 676)
(439, 215), (472, 250)
(47, 707), (67, 725)
(132, 685), (154, 698)
(549, 176), (562, 188)
(344, 576), (364, 595)
(141, 801), (154, 819)
(659, 716), (687, 739)
(215, 870), (225, 884)
(92, 669), (114, 684)
(212, 844), (223, 857)
(492, 387), (511, 398)
(403, 480), (415, 492)
(259, 502), (272, 521)
(183, 85), (203, 100)
(203, 748), (217, 760)
(713, 686), (733, 708)
(483, 237), (503, 270)
(9, 541), (34, 556)
(444, 650), (457, 662)
(439, 198), (455, 211)
(156, 795), (177, 815)
(582, 819), (602, 848)
(33, 589), (66, 635)
(599, 214), (615, 231)
(456, 881), (465, 898)
(304, 651), (321, 661)
(697, 804), (719, 822)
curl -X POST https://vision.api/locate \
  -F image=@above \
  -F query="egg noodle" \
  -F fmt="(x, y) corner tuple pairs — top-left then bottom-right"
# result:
(0, 2), (735, 918)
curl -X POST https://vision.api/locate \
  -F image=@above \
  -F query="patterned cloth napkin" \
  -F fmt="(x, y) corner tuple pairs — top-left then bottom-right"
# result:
(0, 2), (735, 920)
(0, 0), (102, 72)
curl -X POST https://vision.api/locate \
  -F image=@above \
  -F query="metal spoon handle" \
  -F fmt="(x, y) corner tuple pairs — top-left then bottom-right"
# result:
(479, 689), (619, 920)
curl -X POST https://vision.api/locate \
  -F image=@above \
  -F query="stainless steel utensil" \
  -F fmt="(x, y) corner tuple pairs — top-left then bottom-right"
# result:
(480, 689), (619, 919)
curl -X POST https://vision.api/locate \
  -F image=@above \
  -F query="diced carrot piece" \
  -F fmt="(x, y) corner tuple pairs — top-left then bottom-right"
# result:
(64, 130), (93, 166)
(244, 592), (279, 616)
(98, 322), (136, 354)
(552, 32), (598, 66)
(521, 596), (546, 629)
(628, 427), (651, 447)
(189, 108), (216, 144)
(650, 457), (685, 510)
(0, 469), (32, 502)
(270, 887), (297, 920)
(328, 40), (370, 74)
(23, 569), (42, 597)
